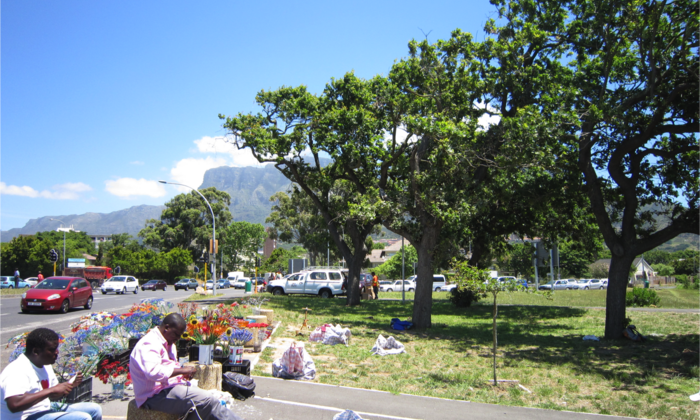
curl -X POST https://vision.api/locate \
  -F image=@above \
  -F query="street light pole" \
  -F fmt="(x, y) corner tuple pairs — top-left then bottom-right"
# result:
(159, 181), (217, 295)
(50, 218), (67, 275)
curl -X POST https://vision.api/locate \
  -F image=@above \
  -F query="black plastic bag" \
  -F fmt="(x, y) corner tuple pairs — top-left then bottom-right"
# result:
(222, 372), (256, 400)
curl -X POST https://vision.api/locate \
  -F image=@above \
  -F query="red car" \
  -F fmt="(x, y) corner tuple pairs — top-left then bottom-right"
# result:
(141, 280), (167, 291)
(21, 276), (93, 314)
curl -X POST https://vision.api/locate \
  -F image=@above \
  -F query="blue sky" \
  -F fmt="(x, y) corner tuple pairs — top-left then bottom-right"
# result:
(2, 0), (498, 231)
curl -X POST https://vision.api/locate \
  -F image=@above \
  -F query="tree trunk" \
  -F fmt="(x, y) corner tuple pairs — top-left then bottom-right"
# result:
(604, 255), (635, 339)
(411, 224), (440, 329)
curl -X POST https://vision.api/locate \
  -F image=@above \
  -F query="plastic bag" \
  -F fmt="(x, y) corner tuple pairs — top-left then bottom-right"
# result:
(272, 342), (316, 380)
(371, 334), (406, 356)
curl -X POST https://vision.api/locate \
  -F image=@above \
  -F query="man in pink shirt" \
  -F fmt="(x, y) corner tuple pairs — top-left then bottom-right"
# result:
(130, 314), (244, 420)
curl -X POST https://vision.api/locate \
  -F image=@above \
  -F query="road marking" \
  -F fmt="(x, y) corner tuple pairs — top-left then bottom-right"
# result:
(255, 397), (423, 420)
(0, 313), (9, 316)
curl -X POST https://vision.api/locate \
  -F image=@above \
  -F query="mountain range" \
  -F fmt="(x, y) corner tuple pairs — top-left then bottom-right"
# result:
(0, 164), (293, 242)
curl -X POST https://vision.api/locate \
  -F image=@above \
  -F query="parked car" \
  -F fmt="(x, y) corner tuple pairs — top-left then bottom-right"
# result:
(175, 278), (199, 291)
(233, 278), (249, 289)
(538, 279), (576, 290)
(266, 268), (344, 298)
(440, 284), (458, 292)
(487, 276), (529, 289)
(141, 280), (167, 291)
(218, 279), (231, 289)
(380, 280), (416, 292)
(21, 276), (93, 313)
(600, 279), (608, 289)
(562, 279), (580, 289)
(576, 279), (605, 290)
(24, 277), (39, 287)
(358, 273), (373, 292)
(1, 276), (30, 289)
(101, 275), (139, 294)
(206, 280), (215, 290)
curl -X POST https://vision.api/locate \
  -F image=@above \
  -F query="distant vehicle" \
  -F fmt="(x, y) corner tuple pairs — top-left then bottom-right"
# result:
(0, 276), (30, 289)
(380, 280), (416, 292)
(24, 277), (39, 287)
(431, 275), (447, 291)
(538, 279), (576, 290)
(227, 271), (244, 281)
(576, 279), (605, 290)
(490, 276), (528, 289)
(358, 273), (373, 292)
(440, 284), (458, 292)
(218, 279), (231, 289)
(175, 278), (199, 291)
(64, 266), (113, 289)
(141, 280), (167, 291)
(101, 276), (139, 295)
(600, 279), (608, 289)
(21, 276), (93, 313)
(206, 280), (215, 290)
(233, 278), (249, 289)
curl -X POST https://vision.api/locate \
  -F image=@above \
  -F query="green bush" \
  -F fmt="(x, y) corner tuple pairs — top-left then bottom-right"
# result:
(626, 287), (661, 307)
(449, 287), (481, 307)
(675, 275), (699, 289)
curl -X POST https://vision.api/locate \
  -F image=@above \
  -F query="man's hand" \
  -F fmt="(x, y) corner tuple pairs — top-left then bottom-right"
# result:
(181, 366), (196, 380)
(49, 382), (74, 399)
(72, 373), (84, 386)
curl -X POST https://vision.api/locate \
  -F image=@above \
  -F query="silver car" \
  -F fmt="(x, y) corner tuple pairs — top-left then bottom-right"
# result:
(576, 279), (605, 290)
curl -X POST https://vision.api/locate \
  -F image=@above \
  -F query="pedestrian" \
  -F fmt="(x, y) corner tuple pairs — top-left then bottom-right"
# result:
(130, 313), (245, 420)
(37, 271), (44, 283)
(13, 268), (20, 288)
(0, 328), (102, 420)
(372, 272), (379, 300)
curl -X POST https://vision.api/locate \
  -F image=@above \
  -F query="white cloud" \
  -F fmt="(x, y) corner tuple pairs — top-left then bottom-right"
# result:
(194, 136), (262, 167)
(169, 157), (229, 192)
(0, 182), (92, 200)
(105, 178), (166, 198)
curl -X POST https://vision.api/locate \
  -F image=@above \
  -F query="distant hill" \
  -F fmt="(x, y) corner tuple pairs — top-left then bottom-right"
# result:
(199, 164), (293, 225)
(0, 205), (165, 242)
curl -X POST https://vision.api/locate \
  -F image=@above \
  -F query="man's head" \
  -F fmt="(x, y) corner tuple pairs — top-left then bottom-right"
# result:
(25, 328), (60, 367)
(159, 313), (187, 345)
(371, 272), (376, 276)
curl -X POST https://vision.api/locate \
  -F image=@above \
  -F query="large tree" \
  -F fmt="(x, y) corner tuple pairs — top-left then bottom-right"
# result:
(220, 221), (266, 272)
(139, 187), (232, 261)
(266, 189), (330, 266)
(220, 79), (389, 306)
(492, 0), (699, 338)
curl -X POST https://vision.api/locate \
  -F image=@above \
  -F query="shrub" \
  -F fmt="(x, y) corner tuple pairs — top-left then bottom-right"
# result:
(449, 287), (481, 307)
(676, 274), (699, 289)
(626, 287), (660, 307)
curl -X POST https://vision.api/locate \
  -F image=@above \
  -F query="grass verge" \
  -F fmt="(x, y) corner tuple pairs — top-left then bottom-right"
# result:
(234, 295), (699, 420)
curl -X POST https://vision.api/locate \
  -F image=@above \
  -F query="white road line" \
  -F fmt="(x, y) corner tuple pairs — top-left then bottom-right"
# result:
(255, 397), (423, 420)
(0, 313), (9, 316)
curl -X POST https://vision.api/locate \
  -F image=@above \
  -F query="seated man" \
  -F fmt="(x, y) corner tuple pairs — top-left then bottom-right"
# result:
(0, 328), (102, 420)
(130, 313), (244, 420)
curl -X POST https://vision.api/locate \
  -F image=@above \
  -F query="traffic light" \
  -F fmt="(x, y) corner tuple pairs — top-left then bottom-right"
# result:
(204, 253), (210, 263)
(49, 249), (58, 263)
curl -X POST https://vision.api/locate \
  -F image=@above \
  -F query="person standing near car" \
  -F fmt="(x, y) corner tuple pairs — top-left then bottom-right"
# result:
(13, 268), (20, 288)
(37, 271), (44, 283)
(372, 272), (379, 300)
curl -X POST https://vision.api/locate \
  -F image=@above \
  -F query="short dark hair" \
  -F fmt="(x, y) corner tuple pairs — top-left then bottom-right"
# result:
(162, 313), (186, 329)
(25, 328), (59, 355)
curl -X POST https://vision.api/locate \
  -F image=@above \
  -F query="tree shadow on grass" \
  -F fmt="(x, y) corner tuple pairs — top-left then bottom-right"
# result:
(259, 296), (699, 391)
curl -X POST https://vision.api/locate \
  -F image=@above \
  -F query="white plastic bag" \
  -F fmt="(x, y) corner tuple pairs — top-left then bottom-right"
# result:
(272, 342), (316, 380)
(371, 335), (406, 356)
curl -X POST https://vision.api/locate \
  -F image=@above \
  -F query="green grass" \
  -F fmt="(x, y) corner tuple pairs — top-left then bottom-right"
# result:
(382, 288), (700, 309)
(231, 295), (700, 420)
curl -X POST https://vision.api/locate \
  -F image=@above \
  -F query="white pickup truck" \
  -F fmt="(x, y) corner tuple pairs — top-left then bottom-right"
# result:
(266, 267), (345, 298)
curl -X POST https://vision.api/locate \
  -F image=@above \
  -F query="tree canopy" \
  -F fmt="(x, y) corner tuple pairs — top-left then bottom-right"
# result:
(139, 187), (232, 261)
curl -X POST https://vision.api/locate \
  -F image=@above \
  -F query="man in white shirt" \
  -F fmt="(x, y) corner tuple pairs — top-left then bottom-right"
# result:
(0, 328), (101, 420)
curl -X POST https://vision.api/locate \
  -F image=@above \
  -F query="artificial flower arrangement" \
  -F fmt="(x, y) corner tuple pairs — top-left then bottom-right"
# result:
(222, 328), (253, 358)
(95, 359), (131, 385)
(183, 309), (232, 344)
